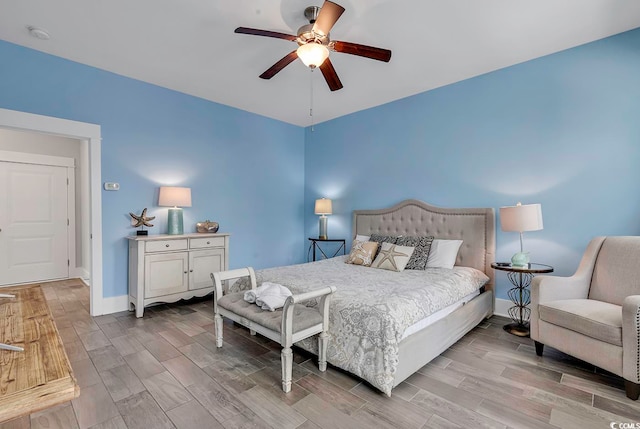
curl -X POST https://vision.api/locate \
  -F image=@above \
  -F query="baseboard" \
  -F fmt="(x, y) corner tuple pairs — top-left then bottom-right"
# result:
(101, 295), (129, 315)
(70, 268), (91, 285)
(494, 298), (513, 318)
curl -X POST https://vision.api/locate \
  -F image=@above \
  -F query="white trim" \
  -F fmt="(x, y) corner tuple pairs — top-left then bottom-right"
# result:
(0, 150), (75, 167)
(66, 166), (77, 281)
(495, 298), (515, 318)
(0, 108), (103, 316)
(102, 295), (129, 315)
(71, 268), (91, 284)
(79, 141), (91, 282)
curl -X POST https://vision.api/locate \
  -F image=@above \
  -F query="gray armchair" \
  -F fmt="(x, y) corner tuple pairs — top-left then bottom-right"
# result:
(531, 236), (640, 400)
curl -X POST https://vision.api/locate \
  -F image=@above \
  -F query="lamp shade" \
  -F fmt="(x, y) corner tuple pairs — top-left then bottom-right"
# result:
(158, 186), (192, 207)
(499, 203), (543, 232)
(297, 43), (329, 68)
(314, 198), (332, 215)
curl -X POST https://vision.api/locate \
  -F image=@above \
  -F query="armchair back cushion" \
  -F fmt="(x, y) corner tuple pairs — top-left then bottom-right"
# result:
(589, 236), (640, 306)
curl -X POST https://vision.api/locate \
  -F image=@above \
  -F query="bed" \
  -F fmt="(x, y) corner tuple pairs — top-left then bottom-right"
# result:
(233, 199), (495, 395)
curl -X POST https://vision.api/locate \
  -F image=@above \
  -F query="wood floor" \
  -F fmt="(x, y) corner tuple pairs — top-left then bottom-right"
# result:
(2, 279), (638, 429)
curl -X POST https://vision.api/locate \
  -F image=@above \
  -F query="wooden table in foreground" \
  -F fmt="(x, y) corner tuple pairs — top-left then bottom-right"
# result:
(0, 284), (79, 422)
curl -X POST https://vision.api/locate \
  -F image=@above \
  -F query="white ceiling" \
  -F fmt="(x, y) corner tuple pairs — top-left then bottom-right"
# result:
(1, 0), (639, 126)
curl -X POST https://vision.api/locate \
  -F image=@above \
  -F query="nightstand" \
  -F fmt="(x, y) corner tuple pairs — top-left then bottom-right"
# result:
(308, 238), (346, 262)
(491, 262), (554, 337)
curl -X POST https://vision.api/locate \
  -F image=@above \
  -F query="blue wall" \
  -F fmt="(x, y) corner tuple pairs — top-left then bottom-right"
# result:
(0, 40), (305, 299)
(304, 29), (640, 299)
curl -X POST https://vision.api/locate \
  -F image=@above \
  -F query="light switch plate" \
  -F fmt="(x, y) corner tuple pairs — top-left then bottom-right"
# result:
(104, 182), (120, 191)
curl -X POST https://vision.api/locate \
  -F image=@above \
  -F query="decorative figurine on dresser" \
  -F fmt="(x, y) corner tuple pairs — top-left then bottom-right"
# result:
(126, 233), (229, 317)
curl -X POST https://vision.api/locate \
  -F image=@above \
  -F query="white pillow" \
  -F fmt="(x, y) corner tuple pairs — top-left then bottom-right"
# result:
(371, 242), (415, 272)
(355, 234), (370, 242)
(425, 239), (463, 269)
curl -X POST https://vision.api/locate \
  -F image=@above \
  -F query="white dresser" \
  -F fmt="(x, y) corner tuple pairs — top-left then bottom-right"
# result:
(126, 233), (229, 317)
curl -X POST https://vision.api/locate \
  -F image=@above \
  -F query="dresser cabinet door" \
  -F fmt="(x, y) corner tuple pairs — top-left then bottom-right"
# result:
(144, 252), (189, 298)
(189, 248), (224, 290)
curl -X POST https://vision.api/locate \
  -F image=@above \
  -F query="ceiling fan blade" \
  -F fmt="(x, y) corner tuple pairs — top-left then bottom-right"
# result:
(331, 41), (392, 62)
(319, 58), (343, 91)
(259, 50), (299, 80)
(235, 27), (297, 42)
(312, 1), (345, 37)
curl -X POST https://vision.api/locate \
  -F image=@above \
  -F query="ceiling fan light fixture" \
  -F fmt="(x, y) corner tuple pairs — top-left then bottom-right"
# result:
(297, 43), (329, 68)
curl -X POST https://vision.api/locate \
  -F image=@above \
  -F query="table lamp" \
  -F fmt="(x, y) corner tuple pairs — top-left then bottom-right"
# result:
(159, 186), (192, 235)
(499, 202), (543, 267)
(314, 198), (332, 240)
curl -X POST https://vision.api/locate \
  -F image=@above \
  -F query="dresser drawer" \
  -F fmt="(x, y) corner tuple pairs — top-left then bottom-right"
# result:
(146, 239), (188, 253)
(190, 236), (225, 249)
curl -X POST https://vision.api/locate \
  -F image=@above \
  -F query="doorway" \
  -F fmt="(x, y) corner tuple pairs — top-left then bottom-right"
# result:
(0, 108), (103, 316)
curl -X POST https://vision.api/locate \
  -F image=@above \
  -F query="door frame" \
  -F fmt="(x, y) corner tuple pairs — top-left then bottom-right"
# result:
(0, 151), (76, 284)
(0, 108), (103, 316)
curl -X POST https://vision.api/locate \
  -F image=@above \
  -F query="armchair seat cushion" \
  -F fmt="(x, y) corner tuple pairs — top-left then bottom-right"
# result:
(218, 292), (323, 334)
(539, 299), (622, 346)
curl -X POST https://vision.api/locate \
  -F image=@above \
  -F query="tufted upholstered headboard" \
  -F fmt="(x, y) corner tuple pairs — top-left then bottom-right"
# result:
(352, 199), (496, 289)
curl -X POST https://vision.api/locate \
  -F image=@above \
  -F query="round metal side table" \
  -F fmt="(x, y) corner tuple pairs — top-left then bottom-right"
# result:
(491, 262), (554, 337)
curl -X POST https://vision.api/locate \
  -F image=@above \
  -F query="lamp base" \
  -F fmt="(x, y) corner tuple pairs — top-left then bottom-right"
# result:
(510, 251), (530, 267)
(167, 208), (184, 235)
(318, 216), (328, 240)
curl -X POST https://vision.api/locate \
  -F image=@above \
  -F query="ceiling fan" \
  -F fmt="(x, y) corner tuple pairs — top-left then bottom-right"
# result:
(235, 0), (392, 91)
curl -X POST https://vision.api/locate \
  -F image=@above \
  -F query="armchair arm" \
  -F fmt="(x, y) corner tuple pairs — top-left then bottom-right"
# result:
(622, 295), (640, 383)
(530, 237), (606, 340)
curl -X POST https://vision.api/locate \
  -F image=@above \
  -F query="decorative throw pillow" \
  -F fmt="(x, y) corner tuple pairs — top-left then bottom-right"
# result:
(369, 234), (398, 259)
(355, 234), (370, 242)
(371, 242), (415, 272)
(396, 236), (435, 270)
(346, 240), (379, 267)
(425, 239), (463, 269)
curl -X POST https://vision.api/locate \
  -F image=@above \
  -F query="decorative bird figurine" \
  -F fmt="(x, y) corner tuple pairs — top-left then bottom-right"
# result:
(130, 208), (155, 235)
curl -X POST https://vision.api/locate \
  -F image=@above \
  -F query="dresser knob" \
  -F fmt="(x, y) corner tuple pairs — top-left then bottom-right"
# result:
(206, 241), (210, 244)
(184, 271), (188, 274)
(190, 269), (194, 273)
(165, 244), (170, 248)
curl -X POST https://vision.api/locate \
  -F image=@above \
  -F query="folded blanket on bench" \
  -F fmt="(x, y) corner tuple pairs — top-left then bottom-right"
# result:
(243, 282), (292, 311)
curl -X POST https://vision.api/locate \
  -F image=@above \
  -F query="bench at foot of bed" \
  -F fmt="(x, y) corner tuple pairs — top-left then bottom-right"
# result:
(211, 267), (335, 392)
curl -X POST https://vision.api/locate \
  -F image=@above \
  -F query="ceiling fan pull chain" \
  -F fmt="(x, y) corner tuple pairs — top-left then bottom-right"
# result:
(310, 68), (315, 132)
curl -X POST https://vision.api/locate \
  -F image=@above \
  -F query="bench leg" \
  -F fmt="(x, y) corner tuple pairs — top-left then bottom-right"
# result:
(281, 347), (293, 393)
(214, 314), (224, 348)
(318, 332), (328, 372)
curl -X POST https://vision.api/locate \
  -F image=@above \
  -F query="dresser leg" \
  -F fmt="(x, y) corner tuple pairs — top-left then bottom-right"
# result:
(534, 341), (544, 356)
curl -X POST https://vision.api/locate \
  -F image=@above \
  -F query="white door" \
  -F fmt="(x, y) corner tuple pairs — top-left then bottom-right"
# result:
(0, 161), (69, 285)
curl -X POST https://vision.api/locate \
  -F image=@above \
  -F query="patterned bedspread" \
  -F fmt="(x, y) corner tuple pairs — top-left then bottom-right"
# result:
(231, 256), (489, 395)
